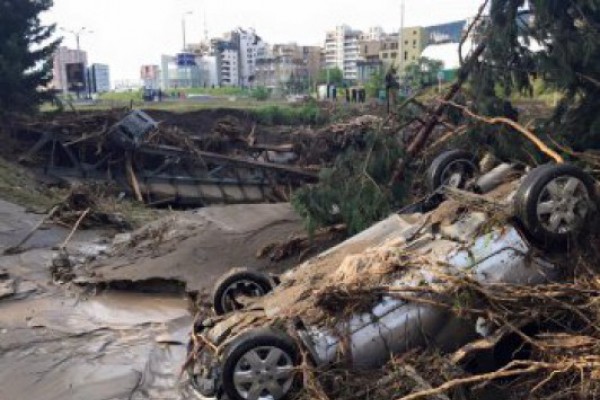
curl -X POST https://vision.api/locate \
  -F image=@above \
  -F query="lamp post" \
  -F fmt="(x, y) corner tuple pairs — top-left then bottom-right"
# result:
(60, 27), (93, 99)
(182, 11), (193, 51)
(181, 11), (193, 88)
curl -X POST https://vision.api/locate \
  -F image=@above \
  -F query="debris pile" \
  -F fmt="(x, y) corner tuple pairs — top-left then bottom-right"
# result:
(304, 273), (600, 400)
(10, 109), (391, 207)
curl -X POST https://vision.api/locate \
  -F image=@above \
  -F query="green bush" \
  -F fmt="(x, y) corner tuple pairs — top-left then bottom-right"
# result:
(252, 103), (326, 126)
(250, 86), (270, 101)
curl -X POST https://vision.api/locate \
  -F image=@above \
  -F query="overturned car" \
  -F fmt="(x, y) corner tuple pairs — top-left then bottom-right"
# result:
(185, 153), (598, 400)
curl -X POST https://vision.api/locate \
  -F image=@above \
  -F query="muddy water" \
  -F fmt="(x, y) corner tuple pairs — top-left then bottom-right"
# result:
(0, 200), (194, 400)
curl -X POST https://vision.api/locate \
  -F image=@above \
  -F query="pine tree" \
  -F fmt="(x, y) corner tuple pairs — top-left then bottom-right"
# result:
(0, 0), (60, 117)
(470, 0), (600, 152)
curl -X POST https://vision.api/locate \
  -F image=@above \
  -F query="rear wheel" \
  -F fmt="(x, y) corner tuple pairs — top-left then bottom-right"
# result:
(221, 328), (299, 400)
(514, 164), (597, 248)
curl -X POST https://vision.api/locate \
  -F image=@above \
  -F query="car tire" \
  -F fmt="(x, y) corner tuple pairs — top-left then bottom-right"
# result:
(212, 268), (276, 316)
(427, 150), (479, 192)
(514, 164), (597, 248)
(221, 328), (300, 400)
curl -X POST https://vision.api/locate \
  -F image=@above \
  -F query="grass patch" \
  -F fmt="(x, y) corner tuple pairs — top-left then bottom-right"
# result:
(42, 98), (292, 114)
(252, 102), (327, 125)
(0, 157), (63, 210)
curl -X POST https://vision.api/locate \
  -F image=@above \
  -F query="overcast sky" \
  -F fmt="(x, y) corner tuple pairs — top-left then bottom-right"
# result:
(42, 0), (484, 82)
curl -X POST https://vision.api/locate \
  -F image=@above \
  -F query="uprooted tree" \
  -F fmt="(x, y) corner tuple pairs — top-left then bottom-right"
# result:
(0, 0), (60, 121)
(467, 0), (600, 154)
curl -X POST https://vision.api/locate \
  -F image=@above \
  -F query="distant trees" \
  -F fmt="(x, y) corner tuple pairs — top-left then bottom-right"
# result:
(250, 86), (270, 101)
(317, 67), (344, 86)
(365, 70), (384, 98)
(0, 0), (60, 118)
(403, 57), (444, 90)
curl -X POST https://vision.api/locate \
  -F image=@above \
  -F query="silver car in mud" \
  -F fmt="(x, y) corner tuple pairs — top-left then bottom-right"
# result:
(187, 157), (598, 400)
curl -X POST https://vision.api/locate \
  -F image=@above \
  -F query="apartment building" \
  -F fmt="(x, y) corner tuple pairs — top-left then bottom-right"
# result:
(397, 27), (428, 71)
(379, 33), (400, 70)
(208, 28), (266, 87)
(255, 44), (322, 91)
(211, 39), (240, 87)
(324, 25), (362, 81)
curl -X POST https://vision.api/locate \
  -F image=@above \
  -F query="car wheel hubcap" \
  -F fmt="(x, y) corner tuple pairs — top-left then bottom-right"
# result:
(536, 176), (590, 234)
(221, 280), (266, 312)
(440, 160), (475, 189)
(233, 346), (294, 400)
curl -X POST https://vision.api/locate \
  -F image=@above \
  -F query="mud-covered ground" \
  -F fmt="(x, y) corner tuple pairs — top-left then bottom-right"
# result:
(0, 196), (312, 399)
(0, 199), (196, 399)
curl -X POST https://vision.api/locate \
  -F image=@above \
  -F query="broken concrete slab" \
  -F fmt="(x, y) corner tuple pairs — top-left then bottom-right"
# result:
(75, 203), (306, 294)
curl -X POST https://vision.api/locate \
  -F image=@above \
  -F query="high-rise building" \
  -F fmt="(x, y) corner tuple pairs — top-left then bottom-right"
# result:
(324, 25), (362, 81)
(88, 63), (111, 93)
(209, 28), (265, 87)
(255, 43), (322, 91)
(211, 39), (240, 87)
(51, 46), (88, 93)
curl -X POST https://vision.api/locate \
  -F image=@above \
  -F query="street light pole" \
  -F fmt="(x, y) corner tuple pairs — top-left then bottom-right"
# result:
(60, 27), (93, 99)
(181, 11), (193, 89)
(182, 11), (193, 51)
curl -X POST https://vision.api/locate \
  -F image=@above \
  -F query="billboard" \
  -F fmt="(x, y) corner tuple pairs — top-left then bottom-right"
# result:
(66, 62), (86, 92)
(176, 53), (197, 67)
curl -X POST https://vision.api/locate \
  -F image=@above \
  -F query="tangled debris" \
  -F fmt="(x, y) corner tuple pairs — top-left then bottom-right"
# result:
(304, 273), (600, 400)
(8, 108), (394, 208)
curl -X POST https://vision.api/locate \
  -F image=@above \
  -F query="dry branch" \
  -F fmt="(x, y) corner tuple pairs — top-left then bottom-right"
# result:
(396, 361), (566, 400)
(442, 100), (564, 163)
(59, 208), (91, 249)
(125, 152), (144, 202)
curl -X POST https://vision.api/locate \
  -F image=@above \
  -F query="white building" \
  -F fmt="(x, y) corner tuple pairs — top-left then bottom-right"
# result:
(221, 28), (265, 87)
(324, 25), (361, 81)
(198, 55), (219, 87)
(51, 46), (88, 93)
(360, 26), (385, 41)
